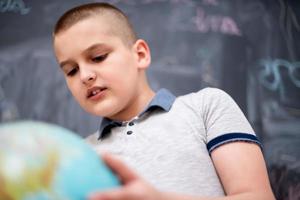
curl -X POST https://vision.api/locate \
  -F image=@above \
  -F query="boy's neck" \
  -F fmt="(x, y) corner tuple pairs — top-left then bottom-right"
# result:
(108, 86), (155, 122)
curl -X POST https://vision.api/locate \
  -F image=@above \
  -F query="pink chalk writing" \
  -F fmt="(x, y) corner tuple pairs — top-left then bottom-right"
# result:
(108, 0), (195, 5)
(202, 0), (219, 6)
(192, 7), (242, 36)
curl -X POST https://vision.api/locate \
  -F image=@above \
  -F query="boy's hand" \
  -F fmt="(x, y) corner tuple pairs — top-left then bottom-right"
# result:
(88, 153), (163, 200)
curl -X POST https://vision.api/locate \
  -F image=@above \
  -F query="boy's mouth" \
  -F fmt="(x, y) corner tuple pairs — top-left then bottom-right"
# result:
(86, 86), (107, 98)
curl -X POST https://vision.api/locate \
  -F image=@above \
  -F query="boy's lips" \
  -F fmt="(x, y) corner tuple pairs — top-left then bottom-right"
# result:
(86, 86), (107, 99)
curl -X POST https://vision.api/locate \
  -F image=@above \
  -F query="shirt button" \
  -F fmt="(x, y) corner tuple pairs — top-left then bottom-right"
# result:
(128, 122), (134, 126)
(127, 131), (133, 135)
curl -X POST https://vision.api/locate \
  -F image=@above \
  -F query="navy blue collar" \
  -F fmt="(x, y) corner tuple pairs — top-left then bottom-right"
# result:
(98, 88), (176, 140)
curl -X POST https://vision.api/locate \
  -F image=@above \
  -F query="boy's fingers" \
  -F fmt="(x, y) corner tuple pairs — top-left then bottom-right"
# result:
(101, 153), (139, 183)
(88, 189), (129, 200)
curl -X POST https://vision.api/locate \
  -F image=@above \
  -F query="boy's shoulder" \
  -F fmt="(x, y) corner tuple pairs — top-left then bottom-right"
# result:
(178, 87), (229, 98)
(177, 87), (232, 104)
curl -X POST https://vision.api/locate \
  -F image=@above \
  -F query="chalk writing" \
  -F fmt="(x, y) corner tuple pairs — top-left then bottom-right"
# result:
(0, 86), (19, 122)
(0, 0), (30, 15)
(259, 59), (300, 100)
(202, 0), (218, 6)
(142, 0), (193, 4)
(107, 0), (241, 36)
(107, 0), (222, 7)
(278, 0), (300, 60)
(192, 7), (242, 35)
(108, 0), (196, 5)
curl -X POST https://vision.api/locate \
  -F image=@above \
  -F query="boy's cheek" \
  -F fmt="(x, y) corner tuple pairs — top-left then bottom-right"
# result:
(66, 83), (82, 98)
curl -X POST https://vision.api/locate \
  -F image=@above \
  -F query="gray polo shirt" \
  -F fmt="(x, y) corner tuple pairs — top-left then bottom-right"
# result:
(86, 87), (260, 197)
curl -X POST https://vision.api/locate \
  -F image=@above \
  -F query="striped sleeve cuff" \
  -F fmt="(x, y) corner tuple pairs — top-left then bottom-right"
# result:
(207, 133), (262, 154)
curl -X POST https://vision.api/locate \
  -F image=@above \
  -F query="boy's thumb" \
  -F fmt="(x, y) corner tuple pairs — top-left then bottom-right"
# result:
(101, 153), (139, 183)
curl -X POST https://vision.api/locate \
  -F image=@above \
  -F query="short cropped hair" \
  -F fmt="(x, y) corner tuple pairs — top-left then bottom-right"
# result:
(53, 2), (137, 47)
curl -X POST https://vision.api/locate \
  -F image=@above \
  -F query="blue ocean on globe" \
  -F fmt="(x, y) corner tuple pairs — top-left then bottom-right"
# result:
(0, 121), (120, 200)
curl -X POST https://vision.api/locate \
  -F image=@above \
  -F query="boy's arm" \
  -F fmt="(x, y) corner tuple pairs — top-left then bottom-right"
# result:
(209, 142), (275, 200)
(88, 144), (276, 200)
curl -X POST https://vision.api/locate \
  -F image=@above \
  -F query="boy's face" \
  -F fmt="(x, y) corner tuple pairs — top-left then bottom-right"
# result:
(54, 16), (147, 120)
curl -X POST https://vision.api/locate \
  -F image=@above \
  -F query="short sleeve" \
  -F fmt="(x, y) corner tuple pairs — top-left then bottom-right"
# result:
(200, 88), (261, 153)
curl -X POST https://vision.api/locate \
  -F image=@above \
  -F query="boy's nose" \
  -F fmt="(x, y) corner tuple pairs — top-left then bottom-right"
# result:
(81, 69), (96, 85)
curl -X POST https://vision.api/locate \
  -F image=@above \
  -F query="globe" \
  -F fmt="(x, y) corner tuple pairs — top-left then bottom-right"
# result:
(0, 121), (120, 200)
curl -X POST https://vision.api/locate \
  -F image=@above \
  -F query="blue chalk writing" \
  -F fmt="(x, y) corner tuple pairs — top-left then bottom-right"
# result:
(0, 0), (30, 15)
(259, 59), (300, 99)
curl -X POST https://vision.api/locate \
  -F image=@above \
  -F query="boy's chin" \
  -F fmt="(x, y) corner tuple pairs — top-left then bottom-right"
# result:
(83, 100), (129, 120)
(86, 107), (120, 119)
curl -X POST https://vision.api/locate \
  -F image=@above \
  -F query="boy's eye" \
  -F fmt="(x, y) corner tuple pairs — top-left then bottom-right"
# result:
(91, 54), (108, 63)
(67, 67), (78, 76)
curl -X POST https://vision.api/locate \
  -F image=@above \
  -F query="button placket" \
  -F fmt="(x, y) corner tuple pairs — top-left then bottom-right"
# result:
(128, 121), (134, 126)
(126, 118), (137, 135)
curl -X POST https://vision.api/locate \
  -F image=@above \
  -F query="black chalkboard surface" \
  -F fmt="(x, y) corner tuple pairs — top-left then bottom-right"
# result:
(0, 0), (299, 199)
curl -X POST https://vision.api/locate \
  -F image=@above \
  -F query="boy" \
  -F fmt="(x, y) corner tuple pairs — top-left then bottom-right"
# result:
(53, 2), (275, 200)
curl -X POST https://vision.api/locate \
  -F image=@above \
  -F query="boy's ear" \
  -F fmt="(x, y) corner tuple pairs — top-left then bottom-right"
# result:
(133, 39), (151, 69)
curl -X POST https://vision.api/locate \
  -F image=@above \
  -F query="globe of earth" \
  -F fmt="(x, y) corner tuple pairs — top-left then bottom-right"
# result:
(0, 121), (120, 200)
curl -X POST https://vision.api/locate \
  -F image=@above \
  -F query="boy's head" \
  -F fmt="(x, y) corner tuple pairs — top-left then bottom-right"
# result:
(54, 2), (137, 48)
(53, 3), (153, 121)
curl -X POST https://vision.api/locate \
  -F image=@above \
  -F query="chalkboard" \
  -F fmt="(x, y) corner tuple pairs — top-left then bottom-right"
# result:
(1, 1), (300, 199)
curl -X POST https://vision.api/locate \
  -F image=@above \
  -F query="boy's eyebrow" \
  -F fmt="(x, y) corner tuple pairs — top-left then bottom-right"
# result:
(59, 60), (74, 69)
(83, 43), (109, 55)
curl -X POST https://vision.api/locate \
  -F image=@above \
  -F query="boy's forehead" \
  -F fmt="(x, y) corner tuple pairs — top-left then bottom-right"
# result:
(72, 15), (115, 35)
(67, 16), (124, 43)
(55, 16), (118, 44)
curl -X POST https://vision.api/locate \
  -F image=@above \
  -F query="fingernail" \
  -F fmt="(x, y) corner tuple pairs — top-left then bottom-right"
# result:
(89, 193), (109, 200)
